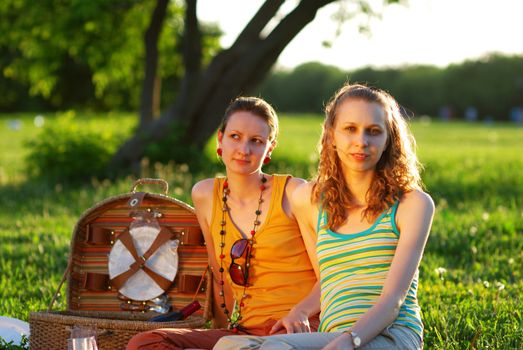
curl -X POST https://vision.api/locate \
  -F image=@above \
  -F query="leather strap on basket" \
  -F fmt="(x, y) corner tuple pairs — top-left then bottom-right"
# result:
(77, 272), (110, 291)
(127, 191), (147, 208)
(120, 302), (150, 312)
(85, 225), (113, 245)
(110, 227), (175, 291)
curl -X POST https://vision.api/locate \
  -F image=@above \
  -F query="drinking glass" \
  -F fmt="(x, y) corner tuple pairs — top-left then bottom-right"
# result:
(67, 326), (98, 350)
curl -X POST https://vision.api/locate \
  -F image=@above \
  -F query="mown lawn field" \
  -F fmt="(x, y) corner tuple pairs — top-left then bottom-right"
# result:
(0, 112), (521, 349)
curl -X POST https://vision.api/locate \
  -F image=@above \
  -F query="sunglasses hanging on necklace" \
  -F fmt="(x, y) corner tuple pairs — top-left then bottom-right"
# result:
(217, 175), (267, 331)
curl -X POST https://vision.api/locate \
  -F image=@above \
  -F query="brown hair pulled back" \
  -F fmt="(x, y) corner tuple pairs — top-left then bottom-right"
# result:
(219, 96), (279, 142)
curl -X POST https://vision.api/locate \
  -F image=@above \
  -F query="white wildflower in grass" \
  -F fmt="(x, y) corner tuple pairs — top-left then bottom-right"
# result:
(508, 258), (514, 265)
(34, 115), (45, 127)
(483, 280), (490, 288)
(471, 246), (478, 254)
(494, 282), (505, 291)
(435, 267), (447, 279)
(482, 212), (490, 221)
(469, 226), (478, 235)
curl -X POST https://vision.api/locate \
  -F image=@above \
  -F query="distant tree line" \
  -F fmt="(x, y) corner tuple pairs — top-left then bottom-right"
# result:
(256, 53), (523, 121)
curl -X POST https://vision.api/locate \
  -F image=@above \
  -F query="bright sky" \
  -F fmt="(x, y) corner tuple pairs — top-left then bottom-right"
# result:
(198, 0), (523, 71)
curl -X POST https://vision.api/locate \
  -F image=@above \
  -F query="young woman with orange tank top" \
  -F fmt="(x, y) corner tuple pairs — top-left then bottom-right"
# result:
(214, 84), (435, 350)
(126, 97), (318, 350)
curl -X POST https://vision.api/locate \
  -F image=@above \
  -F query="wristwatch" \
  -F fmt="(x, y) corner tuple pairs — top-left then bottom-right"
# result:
(344, 329), (361, 348)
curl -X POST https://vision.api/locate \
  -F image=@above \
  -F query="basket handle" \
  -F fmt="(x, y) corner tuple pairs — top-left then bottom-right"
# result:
(48, 261), (71, 311)
(131, 178), (169, 195)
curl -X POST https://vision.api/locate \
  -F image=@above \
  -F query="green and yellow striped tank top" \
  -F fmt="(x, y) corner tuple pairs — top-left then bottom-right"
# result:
(317, 201), (423, 339)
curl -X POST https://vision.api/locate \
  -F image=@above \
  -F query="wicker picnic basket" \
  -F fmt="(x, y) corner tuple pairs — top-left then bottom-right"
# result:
(29, 178), (213, 350)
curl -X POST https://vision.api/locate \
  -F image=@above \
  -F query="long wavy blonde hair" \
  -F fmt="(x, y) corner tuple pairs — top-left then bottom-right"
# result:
(312, 83), (422, 230)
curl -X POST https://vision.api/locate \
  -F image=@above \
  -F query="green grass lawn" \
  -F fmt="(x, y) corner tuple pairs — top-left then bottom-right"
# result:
(0, 113), (522, 349)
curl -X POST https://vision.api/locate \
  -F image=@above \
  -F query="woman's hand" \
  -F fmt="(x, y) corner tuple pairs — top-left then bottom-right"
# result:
(321, 333), (353, 350)
(270, 280), (321, 334)
(269, 308), (311, 334)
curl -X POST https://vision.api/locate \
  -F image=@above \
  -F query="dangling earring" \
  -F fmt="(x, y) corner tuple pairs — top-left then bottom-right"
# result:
(263, 155), (271, 165)
(217, 148), (223, 157)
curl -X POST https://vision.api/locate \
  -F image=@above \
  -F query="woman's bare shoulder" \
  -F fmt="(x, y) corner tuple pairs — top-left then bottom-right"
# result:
(396, 189), (435, 234)
(191, 178), (215, 204)
(284, 176), (307, 194)
(291, 181), (315, 208)
(400, 189), (434, 211)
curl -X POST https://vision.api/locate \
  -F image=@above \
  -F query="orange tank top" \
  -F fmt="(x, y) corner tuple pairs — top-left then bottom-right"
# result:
(210, 175), (316, 328)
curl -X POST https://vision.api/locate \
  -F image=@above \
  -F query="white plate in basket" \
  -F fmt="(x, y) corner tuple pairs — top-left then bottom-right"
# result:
(0, 316), (29, 345)
(108, 225), (179, 301)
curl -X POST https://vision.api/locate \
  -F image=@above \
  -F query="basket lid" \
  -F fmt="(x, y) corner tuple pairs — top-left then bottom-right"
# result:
(64, 190), (199, 310)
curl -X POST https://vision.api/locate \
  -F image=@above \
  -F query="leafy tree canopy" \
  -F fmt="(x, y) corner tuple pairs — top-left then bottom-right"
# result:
(0, 0), (221, 109)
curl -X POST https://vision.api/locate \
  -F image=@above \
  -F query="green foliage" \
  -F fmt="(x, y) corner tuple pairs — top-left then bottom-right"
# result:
(1, 113), (522, 348)
(144, 121), (213, 172)
(442, 54), (523, 119)
(0, 334), (29, 350)
(350, 65), (445, 116)
(258, 62), (348, 113)
(25, 111), (133, 182)
(0, 0), (222, 110)
(2, 0), (159, 107)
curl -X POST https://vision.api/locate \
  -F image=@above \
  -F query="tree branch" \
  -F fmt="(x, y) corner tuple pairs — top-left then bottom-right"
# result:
(140, 0), (168, 127)
(169, 0), (202, 121)
(111, 0), (341, 169)
(184, 0), (338, 147)
(233, 0), (285, 47)
(182, 0), (201, 79)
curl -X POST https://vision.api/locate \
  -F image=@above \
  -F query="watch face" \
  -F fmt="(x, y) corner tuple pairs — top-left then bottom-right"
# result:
(352, 332), (361, 347)
(353, 336), (361, 347)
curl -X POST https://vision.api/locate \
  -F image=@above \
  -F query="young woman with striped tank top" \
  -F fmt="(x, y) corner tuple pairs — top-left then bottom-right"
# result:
(214, 84), (434, 350)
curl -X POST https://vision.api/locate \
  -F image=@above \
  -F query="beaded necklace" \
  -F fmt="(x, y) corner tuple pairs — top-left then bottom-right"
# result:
(217, 175), (267, 331)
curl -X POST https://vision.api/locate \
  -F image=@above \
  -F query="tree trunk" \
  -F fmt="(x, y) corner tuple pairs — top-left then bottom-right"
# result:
(140, 0), (168, 128)
(110, 0), (336, 171)
(171, 0), (202, 121)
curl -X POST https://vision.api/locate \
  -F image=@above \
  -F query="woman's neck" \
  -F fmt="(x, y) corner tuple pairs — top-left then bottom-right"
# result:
(343, 169), (374, 206)
(225, 171), (266, 199)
